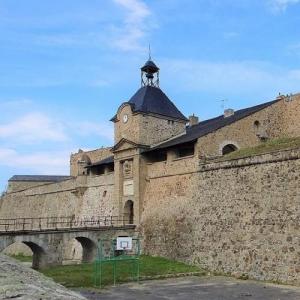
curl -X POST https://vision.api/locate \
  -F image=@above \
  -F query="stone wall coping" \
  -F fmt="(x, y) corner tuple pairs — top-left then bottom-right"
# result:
(71, 146), (112, 156)
(173, 155), (195, 162)
(6, 177), (76, 195)
(88, 173), (114, 179)
(199, 147), (300, 172)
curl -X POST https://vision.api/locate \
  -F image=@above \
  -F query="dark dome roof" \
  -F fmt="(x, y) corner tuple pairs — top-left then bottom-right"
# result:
(141, 60), (159, 73)
(127, 86), (187, 121)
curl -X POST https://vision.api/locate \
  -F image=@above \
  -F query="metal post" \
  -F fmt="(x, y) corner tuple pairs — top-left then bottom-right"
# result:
(113, 260), (116, 286)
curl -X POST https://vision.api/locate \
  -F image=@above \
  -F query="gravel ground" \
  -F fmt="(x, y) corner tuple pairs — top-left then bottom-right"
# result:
(79, 276), (300, 300)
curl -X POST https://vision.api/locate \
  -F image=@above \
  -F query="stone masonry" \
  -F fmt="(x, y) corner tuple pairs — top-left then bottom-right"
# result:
(1, 60), (300, 285)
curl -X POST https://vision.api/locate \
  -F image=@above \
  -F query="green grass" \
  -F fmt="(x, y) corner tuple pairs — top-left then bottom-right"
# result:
(9, 254), (32, 262)
(41, 255), (203, 288)
(218, 136), (300, 161)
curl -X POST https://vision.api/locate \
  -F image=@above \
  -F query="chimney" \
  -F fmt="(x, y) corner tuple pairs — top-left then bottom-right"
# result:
(189, 114), (199, 126)
(224, 108), (234, 118)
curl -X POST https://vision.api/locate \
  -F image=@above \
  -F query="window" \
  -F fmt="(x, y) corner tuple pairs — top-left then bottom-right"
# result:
(222, 144), (238, 155)
(254, 120), (260, 129)
(177, 146), (194, 158)
(175, 142), (195, 158)
(146, 151), (167, 163)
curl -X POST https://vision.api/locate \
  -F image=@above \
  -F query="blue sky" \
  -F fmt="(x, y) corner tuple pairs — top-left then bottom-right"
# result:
(1, 0), (300, 192)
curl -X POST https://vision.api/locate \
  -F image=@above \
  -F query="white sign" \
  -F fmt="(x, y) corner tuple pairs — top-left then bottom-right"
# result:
(123, 180), (134, 196)
(116, 237), (133, 250)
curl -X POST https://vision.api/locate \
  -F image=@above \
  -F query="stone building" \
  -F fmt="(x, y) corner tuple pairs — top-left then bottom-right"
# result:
(1, 59), (300, 285)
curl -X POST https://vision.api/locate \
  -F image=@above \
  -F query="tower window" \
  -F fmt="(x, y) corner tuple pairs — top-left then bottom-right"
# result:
(254, 120), (260, 129)
(222, 144), (238, 155)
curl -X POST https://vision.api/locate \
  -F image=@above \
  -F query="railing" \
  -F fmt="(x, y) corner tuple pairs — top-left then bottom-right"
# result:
(0, 216), (134, 233)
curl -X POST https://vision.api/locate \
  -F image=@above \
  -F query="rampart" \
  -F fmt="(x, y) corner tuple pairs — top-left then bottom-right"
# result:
(0, 174), (115, 219)
(141, 148), (300, 285)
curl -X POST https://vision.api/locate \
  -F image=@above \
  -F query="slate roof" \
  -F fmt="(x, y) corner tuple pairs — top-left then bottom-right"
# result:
(86, 155), (114, 168)
(9, 175), (72, 182)
(141, 60), (159, 73)
(111, 86), (188, 122)
(147, 98), (280, 151)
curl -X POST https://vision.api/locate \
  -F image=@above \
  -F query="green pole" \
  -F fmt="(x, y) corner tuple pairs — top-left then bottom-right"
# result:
(137, 258), (140, 282)
(113, 260), (116, 286)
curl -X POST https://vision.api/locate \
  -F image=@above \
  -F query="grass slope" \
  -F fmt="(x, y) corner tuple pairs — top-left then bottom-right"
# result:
(219, 137), (300, 161)
(41, 255), (203, 288)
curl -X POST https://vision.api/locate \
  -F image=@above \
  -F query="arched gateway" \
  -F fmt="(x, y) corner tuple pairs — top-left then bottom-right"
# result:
(124, 200), (134, 224)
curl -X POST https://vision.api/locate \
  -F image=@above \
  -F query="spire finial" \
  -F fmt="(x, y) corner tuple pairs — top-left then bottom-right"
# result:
(148, 44), (151, 60)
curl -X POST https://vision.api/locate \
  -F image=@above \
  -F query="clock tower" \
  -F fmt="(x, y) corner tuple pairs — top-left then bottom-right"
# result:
(110, 58), (187, 225)
(111, 58), (188, 147)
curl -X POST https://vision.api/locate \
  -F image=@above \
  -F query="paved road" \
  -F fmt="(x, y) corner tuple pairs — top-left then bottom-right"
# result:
(80, 276), (300, 300)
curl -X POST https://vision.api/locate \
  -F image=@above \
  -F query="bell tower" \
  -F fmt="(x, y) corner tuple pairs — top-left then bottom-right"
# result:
(111, 56), (188, 147)
(141, 56), (159, 87)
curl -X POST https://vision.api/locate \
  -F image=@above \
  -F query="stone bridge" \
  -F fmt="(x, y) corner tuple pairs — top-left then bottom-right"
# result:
(0, 216), (136, 269)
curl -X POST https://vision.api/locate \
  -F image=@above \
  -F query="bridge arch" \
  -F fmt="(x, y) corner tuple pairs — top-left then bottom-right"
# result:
(75, 236), (97, 263)
(0, 237), (47, 269)
(64, 233), (98, 264)
(22, 241), (47, 269)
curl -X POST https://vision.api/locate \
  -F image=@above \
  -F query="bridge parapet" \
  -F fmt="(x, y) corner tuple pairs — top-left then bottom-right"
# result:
(0, 216), (134, 234)
(0, 217), (136, 269)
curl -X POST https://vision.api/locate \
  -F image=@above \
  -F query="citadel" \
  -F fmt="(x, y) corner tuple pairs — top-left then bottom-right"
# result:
(1, 59), (300, 285)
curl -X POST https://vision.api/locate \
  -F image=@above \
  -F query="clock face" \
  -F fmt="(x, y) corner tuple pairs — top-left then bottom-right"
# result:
(123, 114), (128, 123)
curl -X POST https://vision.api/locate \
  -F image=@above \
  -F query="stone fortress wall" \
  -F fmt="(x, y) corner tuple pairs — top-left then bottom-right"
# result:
(6, 181), (55, 194)
(0, 174), (115, 219)
(141, 147), (300, 285)
(0, 94), (299, 281)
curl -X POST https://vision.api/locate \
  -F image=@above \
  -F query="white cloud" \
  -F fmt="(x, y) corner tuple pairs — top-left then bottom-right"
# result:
(0, 111), (114, 145)
(0, 112), (67, 143)
(0, 99), (32, 108)
(162, 59), (300, 96)
(287, 42), (300, 55)
(268, 0), (300, 13)
(74, 121), (114, 142)
(223, 31), (239, 39)
(88, 79), (110, 87)
(113, 0), (151, 51)
(0, 148), (70, 175)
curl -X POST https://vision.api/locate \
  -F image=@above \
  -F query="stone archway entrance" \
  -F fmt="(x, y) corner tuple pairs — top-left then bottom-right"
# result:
(124, 200), (134, 224)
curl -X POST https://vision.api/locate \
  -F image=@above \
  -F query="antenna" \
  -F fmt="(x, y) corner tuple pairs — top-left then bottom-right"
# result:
(148, 44), (151, 60)
(220, 99), (228, 111)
